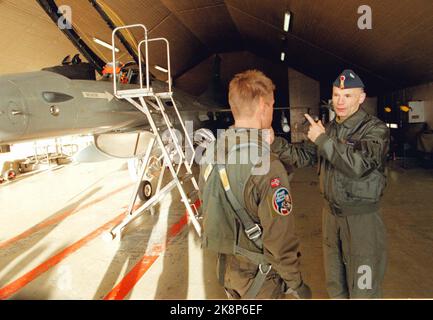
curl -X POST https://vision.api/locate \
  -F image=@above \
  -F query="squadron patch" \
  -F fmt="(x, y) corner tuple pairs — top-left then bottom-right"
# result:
(270, 177), (281, 188)
(272, 187), (293, 216)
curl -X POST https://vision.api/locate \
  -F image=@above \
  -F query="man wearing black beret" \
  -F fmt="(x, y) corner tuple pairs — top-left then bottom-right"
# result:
(271, 69), (390, 298)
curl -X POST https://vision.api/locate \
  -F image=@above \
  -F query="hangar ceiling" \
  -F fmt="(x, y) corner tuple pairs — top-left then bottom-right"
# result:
(0, 0), (77, 74)
(2, 0), (433, 96)
(51, 0), (433, 94)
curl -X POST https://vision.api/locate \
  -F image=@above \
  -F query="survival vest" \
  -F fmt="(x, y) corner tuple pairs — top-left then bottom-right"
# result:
(200, 130), (272, 298)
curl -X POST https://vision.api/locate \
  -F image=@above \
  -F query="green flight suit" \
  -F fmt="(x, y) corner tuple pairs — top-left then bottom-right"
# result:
(199, 128), (303, 299)
(271, 108), (390, 298)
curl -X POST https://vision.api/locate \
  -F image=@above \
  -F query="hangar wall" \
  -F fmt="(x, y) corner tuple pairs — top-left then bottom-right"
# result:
(175, 51), (289, 108)
(400, 82), (433, 128)
(288, 68), (320, 143)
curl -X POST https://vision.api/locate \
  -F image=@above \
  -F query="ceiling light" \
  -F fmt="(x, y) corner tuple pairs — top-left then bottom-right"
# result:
(154, 65), (168, 73)
(280, 52), (285, 61)
(283, 12), (291, 32)
(93, 37), (119, 53)
(386, 123), (398, 129)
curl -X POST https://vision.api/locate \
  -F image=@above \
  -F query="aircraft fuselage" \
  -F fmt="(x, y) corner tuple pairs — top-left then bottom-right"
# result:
(0, 70), (146, 145)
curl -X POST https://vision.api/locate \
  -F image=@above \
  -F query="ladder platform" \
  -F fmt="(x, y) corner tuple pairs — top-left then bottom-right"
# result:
(116, 88), (154, 98)
(154, 92), (173, 99)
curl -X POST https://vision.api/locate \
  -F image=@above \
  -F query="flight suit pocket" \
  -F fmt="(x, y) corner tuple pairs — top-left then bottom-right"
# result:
(331, 171), (350, 204)
(343, 171), (384, 202)
(347, 180), (377, 201)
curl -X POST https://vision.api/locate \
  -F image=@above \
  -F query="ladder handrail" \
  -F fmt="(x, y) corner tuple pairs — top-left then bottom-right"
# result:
(111, 24), (149, 96)
(140, 38), (172, 93)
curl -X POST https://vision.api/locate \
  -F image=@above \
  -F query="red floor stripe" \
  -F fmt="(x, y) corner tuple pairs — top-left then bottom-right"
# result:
(0, 183), (133, 250)
(103, 200), (201, 300)
(0, 213), (126, 300)
(103, 256), (160, 300)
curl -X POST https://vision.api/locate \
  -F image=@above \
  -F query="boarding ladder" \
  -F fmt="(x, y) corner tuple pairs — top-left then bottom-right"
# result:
(107, 24), (201, 239)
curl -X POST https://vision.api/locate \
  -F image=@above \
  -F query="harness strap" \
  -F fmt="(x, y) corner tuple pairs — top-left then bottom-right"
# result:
(216, 163), (272, 299)
(243, 264), (272, 299)
(217, 164), (263, 249)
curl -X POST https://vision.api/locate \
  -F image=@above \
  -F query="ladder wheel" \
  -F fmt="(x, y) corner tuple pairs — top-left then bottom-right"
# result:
(138, 180), (153, 201)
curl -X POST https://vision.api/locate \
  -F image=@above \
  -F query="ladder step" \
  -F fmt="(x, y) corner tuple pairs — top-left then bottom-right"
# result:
(183, 189), (198, 203)
(116, 88), (154, 98)
(179, 173), (193, 184)
(154, 92), (173, 99)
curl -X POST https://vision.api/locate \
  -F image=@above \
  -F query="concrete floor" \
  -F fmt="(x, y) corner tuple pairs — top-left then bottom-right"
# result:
(0, 159), (432, 299)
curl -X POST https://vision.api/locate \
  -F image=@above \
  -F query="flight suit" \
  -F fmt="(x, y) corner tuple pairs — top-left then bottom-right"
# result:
(271, 108), (390, 298)
(199, 128), (303, 299)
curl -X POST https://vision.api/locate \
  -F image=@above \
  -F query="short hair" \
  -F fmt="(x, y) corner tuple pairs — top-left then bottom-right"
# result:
(228, 69), (275, 118)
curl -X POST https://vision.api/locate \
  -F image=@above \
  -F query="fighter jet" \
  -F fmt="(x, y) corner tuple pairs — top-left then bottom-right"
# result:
(0, 60), (223, 155)
(0, 56), (230, 200)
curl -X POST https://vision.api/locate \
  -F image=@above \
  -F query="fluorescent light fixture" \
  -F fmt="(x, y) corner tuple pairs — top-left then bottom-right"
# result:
(386, 123), (398, 129)
(283, 12), (291, 32)
(93, 37), (119, 53)
(154, 65), (168, 73)
(280, 52), (285, 61)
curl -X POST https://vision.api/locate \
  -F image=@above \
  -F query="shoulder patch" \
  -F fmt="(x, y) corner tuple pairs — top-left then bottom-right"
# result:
(203, 164), (213, 182)
(270, 177), (281, 188)
(272, 187), (293, 216)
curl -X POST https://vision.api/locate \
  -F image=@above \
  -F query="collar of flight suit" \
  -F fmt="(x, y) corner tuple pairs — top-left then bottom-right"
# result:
(334, 107), (368, 129)
(220, 127), (271, 159)
(225, 127), (265, 141)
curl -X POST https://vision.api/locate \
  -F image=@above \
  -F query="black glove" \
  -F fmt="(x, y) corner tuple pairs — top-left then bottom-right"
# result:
(285, 282), (312, 299)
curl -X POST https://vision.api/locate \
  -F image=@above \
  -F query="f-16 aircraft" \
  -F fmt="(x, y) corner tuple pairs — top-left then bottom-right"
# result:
(0, 55), (230, 202)
(0, 58), (225, 154)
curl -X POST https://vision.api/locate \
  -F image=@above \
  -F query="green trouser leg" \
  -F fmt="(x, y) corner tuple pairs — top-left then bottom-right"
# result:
(342, 210), (387, 298)
(322, 205), (349, 298)
(323, 205), (387, 299)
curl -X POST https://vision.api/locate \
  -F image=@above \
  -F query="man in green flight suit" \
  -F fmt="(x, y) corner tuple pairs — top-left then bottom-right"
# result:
(272, 69), (390, 298)
(198, 69), (311, 299)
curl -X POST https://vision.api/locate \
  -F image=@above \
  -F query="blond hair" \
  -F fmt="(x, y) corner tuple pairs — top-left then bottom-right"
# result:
(228, 69), (275, 118)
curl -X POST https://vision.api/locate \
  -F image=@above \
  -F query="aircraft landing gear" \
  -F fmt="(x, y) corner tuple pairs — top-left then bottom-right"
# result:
(138, 180), (153, 201)
(128, 154), (162, 203)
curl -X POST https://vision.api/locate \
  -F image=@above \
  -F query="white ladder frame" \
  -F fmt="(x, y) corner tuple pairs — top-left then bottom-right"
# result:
(108, 24), (201, 239)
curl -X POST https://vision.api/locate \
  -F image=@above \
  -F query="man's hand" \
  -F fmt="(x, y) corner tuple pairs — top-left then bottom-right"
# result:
(304, 114), (325, 143)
